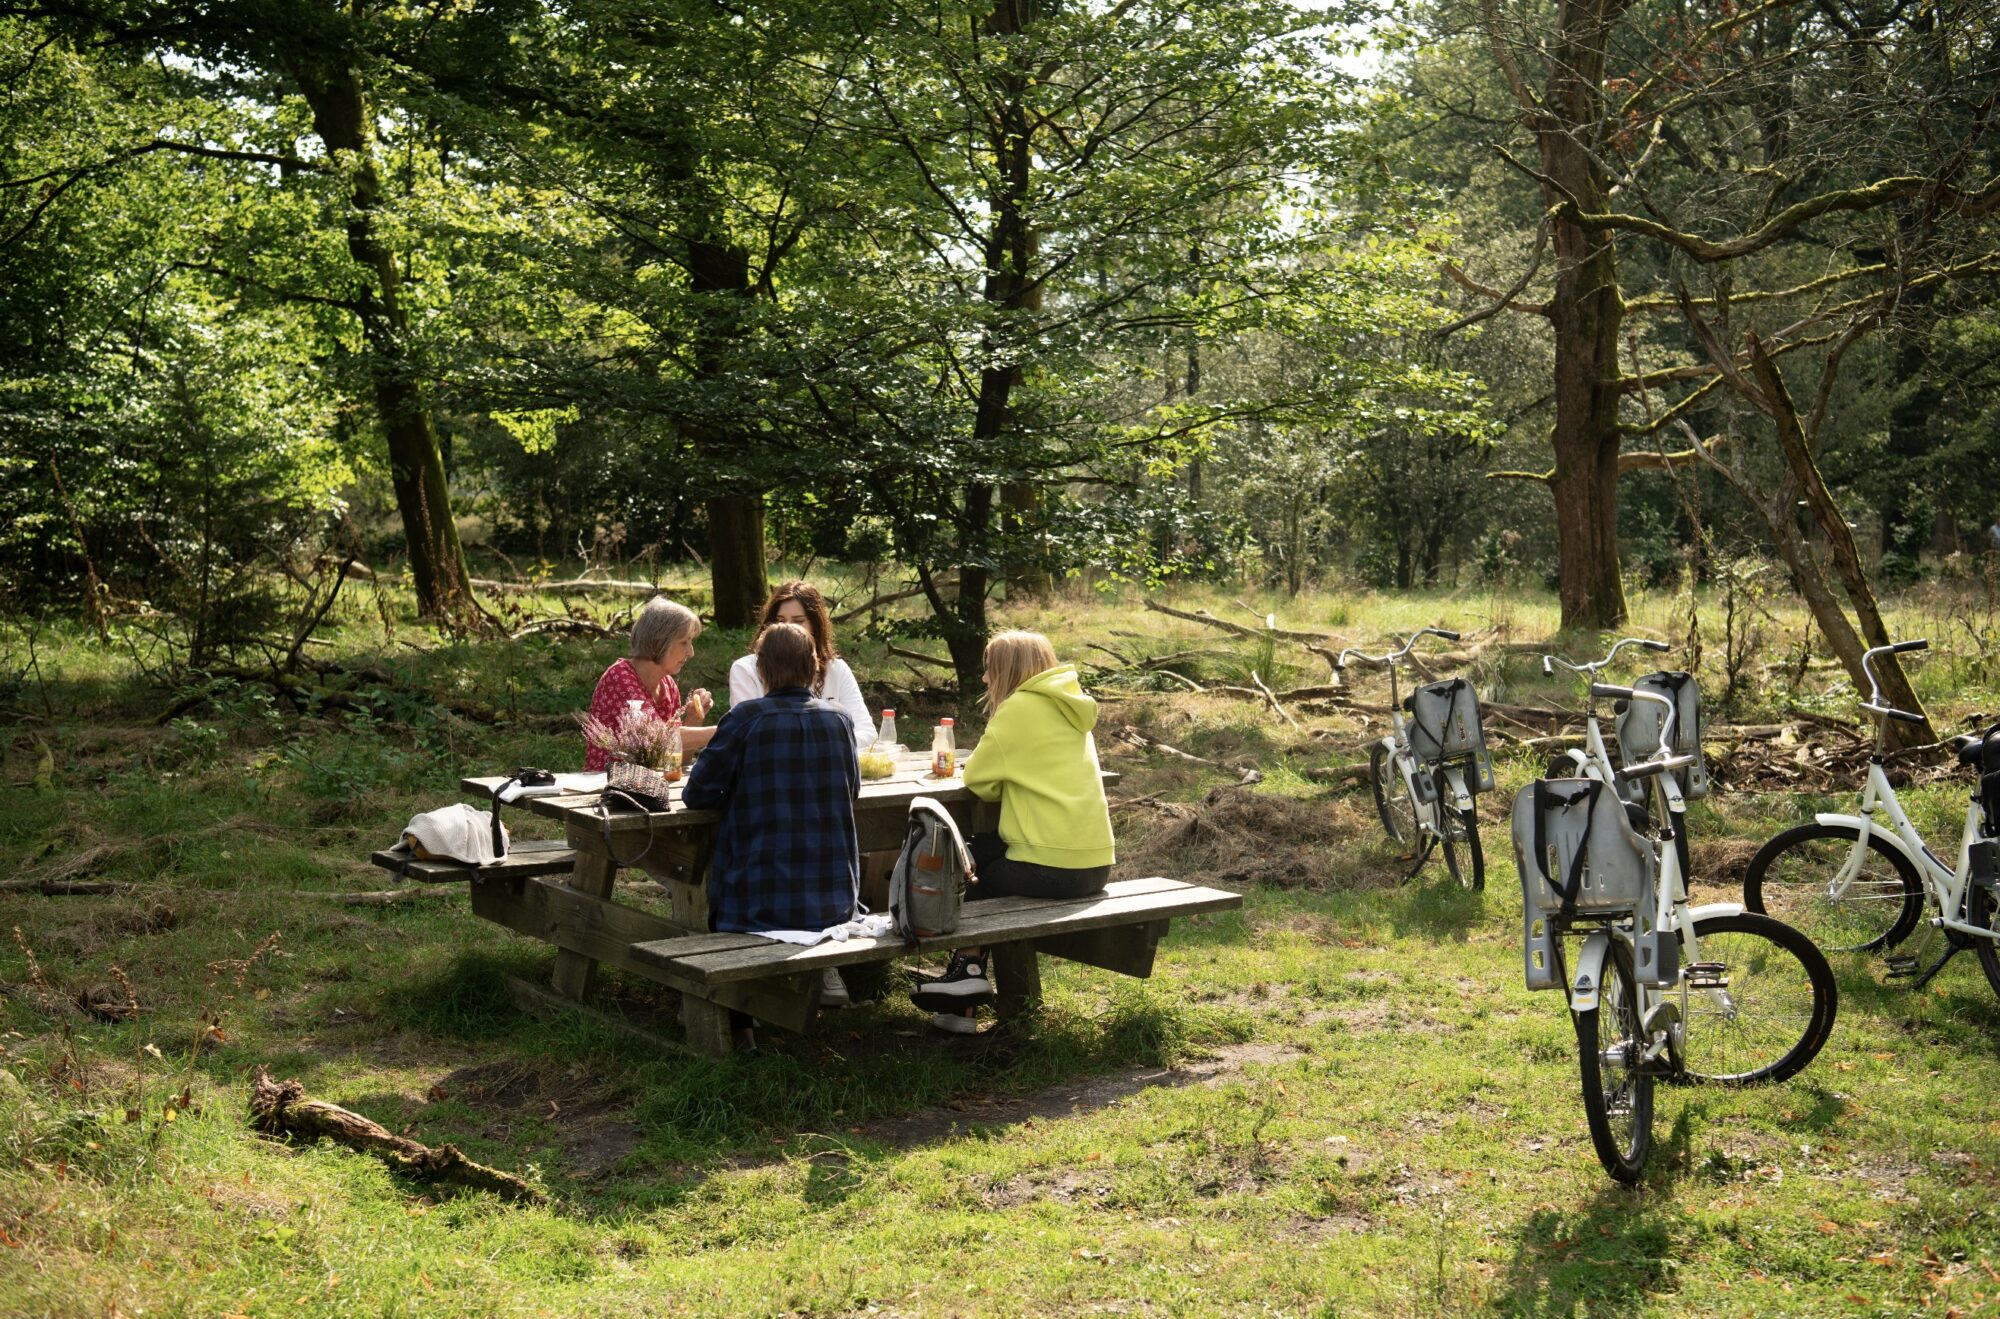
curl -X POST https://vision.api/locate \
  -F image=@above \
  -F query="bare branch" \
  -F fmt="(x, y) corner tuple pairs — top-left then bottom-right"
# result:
(1566, 174), (2000, 263)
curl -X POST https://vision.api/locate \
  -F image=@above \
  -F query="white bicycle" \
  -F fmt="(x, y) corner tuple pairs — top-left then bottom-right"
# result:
(1337, 628), (1489, 889)
(1520, 683), (1838, 1183)
(1742, 638), (2000, 997)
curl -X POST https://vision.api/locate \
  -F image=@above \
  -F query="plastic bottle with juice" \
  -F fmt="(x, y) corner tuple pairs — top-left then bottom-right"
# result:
(931, 718), (956, 778)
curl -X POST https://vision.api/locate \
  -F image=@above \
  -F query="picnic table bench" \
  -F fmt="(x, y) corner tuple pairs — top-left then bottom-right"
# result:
(371, 748), (1239, 1056)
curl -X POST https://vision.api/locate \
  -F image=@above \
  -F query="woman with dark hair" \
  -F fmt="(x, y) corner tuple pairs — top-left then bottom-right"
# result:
(727, 581), (874, 748)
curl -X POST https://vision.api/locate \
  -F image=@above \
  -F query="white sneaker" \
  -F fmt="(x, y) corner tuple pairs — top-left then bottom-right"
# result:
(930, 1010), (980, 1035)
(819, 967), (850, 1008)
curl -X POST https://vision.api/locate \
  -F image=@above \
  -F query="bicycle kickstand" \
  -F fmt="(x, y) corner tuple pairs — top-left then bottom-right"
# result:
(1888, 939), (1970, 990)
(1402, 834), (1436, 884)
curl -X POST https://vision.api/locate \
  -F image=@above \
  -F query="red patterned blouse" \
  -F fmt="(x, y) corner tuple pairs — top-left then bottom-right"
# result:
(583, 658), (681, 772)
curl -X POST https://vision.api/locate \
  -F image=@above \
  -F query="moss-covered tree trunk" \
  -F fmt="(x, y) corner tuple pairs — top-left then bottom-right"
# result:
(289, 60), (473, 624)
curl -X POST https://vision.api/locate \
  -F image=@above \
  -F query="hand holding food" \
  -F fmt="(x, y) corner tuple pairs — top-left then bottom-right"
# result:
(685, 687), (714, 722)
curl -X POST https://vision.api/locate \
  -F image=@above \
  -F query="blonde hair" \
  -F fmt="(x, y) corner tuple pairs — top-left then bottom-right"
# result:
(982, 630), (1059, 711)
(630, 596), (701, 663)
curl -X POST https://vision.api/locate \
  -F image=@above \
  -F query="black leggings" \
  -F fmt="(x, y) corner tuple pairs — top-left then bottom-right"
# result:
(968, 832), (1109, 901)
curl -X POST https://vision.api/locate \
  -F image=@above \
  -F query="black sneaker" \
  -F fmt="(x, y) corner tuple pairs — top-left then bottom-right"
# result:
(910, 951), (993, 1008)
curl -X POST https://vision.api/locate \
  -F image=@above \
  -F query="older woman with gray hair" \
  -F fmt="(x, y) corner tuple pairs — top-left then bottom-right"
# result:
(582, 596), (716, 771)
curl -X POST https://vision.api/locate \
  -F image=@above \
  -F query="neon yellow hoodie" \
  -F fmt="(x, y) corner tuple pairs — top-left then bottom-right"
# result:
(964, 663), (1115, 869)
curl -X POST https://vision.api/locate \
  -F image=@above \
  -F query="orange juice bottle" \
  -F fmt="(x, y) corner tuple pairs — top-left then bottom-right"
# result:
(931, 718), (956, 777)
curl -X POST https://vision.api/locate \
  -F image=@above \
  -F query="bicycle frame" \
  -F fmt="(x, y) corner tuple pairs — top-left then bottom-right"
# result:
(1818, 637), (1997, 944)
(1821, 760), (1993, 941)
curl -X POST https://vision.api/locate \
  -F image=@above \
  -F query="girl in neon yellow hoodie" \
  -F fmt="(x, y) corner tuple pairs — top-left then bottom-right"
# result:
(917, 631), (1113, 1029)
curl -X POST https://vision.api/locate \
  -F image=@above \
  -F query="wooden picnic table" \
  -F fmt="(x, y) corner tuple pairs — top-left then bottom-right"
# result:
(441, 747), (1239, 1056)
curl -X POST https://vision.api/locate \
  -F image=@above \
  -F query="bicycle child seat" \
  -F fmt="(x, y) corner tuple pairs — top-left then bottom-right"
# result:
(1615, 671), (1709, 802)
(1513, 778), (1675, 991)
(1404, 677), (1495, 801)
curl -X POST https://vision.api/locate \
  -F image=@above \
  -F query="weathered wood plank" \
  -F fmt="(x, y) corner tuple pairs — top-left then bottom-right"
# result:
(638, 880), (1241, 985)
(991, 941), (1042, 1018)
(470, 875), (818, 1033)
(681, 998), (736, 1057)
(369, 837), (574, 885)
(548, 848), (618, 1000)
(1036, 922), (1166, 978)
(627, 877), (1198, 965)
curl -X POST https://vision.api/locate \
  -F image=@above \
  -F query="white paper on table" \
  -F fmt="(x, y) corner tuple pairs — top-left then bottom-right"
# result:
(496, 771), (608, 803)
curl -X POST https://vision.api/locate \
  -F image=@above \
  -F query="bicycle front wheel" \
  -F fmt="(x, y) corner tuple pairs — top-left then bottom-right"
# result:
(1743, 822), (1923, 954)
(1575, 942), (1653, 1184)
(1435, 766), (1484, 890)
(1678, 911), (1837, 1086)
(1371, 743), (1416, 846)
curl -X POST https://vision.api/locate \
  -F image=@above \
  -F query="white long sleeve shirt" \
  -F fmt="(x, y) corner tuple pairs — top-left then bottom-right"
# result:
(728, 652), (875, 749)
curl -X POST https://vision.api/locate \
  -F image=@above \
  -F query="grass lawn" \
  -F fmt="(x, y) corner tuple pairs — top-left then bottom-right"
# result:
(3, 576), (1999, 1316)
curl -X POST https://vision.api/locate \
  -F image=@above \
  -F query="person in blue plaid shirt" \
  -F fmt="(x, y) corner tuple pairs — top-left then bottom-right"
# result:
(684, 619), (861, 940)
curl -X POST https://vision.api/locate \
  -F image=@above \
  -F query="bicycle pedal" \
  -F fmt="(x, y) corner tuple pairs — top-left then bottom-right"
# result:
(1884, 955), (1920, 979)
(1681, 962), (1729, 990)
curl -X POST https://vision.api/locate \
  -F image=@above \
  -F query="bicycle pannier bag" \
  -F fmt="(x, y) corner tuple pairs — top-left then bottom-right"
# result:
(1616, 670), (1709, 802)
(1513, 778), (1674, 988)
(1405, 678), (1495, 798)
(888, 796), (978, 946)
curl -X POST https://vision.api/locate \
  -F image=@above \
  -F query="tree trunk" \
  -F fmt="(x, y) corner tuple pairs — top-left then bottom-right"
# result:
(686, 238), (768, 627)
(1537, 0), (1631, 631)
(1747, 338), (1933, 746)
(985, 0), (1049, 606)
(706, 494), (768, 628)
(1002, 481), (1050, 601)
(290, 61), (472, 623)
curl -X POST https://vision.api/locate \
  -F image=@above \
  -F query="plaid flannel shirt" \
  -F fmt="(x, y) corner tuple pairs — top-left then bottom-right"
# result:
(682, 687), (860, 933)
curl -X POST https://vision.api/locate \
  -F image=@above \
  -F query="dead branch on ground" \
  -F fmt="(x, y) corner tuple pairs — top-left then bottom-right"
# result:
(249, 1066), (545, 1204)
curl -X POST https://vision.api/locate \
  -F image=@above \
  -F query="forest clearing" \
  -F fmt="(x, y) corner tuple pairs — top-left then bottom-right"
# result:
(5, 576), (2000, 1316)
(6, 0), (2000, 1313)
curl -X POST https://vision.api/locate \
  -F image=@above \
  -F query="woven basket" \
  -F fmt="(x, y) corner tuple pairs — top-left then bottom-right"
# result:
(608, 756), (675, 803)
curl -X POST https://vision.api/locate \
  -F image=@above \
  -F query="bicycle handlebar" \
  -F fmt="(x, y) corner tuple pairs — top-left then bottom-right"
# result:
(1334, 626), (1461, 670)
(1859, 638), (1930, 725)
(1617, 754), (1696, 783)
(1542, 636), (1670, 679)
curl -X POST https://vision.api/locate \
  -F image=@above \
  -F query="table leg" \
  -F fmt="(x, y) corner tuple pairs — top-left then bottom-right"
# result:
(991, 940), (1042, 1019)
(550, 847), (616, 1000)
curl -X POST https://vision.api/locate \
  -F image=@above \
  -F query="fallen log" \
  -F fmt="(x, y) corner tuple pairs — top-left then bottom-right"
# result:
(831, 577), (957, 625)
(1304, 763), (1374, 786)
(0, 878), (130, 896)
(885, 643), (956, 670)
(1113, 725), (1263, 782)
(331, 888), (457, 907)
(1142, 598), (1336, 644)
(1250, 671), (1301, 730)
(470, 577), (696, 598)
(248, 1066), (545, 1205)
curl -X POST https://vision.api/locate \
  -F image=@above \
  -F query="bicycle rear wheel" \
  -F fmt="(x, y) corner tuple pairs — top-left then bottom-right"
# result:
(1575, 942), (1653, 1184)
(1435, 766), (1484, 890)
(1743, 822), (1923, 954)
(1371, 743), (1416, 846)
(1678, 911), (1837, 1086)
